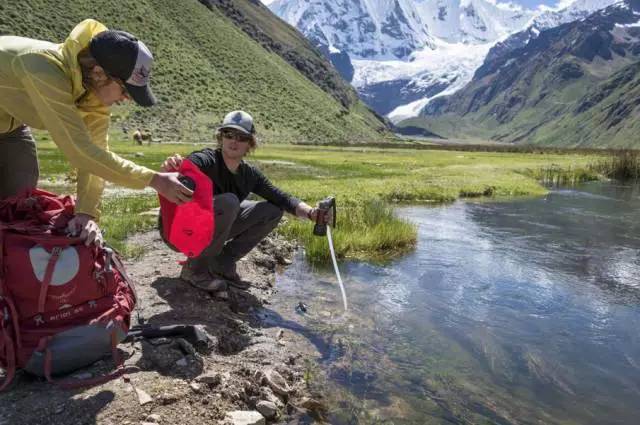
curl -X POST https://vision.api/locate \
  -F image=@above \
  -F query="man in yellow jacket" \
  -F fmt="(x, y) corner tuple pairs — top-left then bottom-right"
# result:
(0, 19), (192, 245)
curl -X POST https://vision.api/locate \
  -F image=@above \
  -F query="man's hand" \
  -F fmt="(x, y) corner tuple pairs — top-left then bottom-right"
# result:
(297, 202), (333, 225)
(161, 154), (183, 172)
(150, 172), (193, 204)
(66, 213), (104, 246)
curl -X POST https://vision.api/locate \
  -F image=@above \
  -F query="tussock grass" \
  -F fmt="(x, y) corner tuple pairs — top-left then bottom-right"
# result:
(278, 199), (416, 264)
(523, 164), (600, 186)
(591, 150), (640, 181)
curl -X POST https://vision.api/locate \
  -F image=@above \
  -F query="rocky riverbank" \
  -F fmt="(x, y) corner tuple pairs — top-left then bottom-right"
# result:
(0, 231), (326, 425)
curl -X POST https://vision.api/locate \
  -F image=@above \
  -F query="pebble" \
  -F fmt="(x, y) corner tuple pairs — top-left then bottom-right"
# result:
(145, 414), (161, 422)
(190, 382), (202, 393)
(135, 388), (153, 406)
(195, 372), (222, 386)
(225, 411), (265, 425)
(264, 369), (290, 397)
(256, 400), (278, 419)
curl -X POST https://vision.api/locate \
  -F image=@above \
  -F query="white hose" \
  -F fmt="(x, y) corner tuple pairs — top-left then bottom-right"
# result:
(326, 226), (348, 311)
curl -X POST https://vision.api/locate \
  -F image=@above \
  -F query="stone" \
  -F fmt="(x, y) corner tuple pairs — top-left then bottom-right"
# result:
(259, 387), (284, 409)
(139, 341), (183, 372)
(196, 371), (222, 386)
(225, 411), (265, 425)
(175, 357), (188, 367)
(140, 422), (158, 425)
(175, 338), (196, 355)
(256, 401), (278, 419)
(135, 388), (153, 406)
(299, 397), (326, 413)
(145, 414), (161, 422)
(190, 383), (202, 393)
(264, 369), (290, 397)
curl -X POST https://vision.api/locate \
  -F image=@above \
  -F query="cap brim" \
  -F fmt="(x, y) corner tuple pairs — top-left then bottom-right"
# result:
(125, 83), (157, 107)
(218, 124), (252, 135)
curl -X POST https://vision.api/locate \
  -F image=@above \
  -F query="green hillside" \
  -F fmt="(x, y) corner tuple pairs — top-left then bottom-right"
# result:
(200, 0), (362, 109)
(0, 0), (387, 144)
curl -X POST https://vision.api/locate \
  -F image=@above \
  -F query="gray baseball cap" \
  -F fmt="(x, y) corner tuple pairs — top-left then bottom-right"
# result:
(90, 30), (157, 107)
(219, 110), (255, 135)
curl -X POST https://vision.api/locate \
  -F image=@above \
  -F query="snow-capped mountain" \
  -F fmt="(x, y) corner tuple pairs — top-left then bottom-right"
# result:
(269, 0), (531, 59)
(487, 0), (620, 63)
(268, 0), (617, 123)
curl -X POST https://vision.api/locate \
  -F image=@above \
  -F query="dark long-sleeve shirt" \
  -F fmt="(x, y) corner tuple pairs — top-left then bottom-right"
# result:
(187, 148), (300, 214)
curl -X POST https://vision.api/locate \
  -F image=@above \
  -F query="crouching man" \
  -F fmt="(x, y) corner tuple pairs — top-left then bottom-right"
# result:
(160, 110), (329, 293)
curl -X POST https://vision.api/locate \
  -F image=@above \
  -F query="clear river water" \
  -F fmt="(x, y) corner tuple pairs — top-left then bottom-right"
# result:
(266, 182), (640, 424)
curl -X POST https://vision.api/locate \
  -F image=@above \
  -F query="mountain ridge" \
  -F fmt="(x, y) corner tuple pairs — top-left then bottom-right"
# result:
(399, 0), (640, 147)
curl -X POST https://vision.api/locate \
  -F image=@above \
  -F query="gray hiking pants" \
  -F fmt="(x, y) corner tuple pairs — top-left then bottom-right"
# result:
(0, 125), (39, 198)
(185, 193), (284, 276)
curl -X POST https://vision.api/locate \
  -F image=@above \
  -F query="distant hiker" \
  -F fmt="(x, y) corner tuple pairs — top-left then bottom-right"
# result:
(160, 110), (331, 293)
(133, 128), (143, 145)
(0, 19), (192, 245)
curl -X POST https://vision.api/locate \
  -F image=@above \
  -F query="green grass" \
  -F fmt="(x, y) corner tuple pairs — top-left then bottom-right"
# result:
(36, 139), (601, 262)
(0, 0), (385, 144)
(590, 150), (640, 181)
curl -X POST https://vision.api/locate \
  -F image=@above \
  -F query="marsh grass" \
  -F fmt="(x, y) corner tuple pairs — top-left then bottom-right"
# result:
(524, 164), (600, 186)
(591, 150), (640, 181)
(36, 140), (598, 262)
(278, 199), (417, 264)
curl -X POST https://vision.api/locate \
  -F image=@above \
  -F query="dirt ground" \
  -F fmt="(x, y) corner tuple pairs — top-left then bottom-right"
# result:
(0, 231), (327, 425)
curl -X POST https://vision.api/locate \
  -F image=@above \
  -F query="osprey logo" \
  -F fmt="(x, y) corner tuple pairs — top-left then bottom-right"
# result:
(232, 112), (244, 124)
(29, 246), (79, 286)
(129, 65), (150, 86)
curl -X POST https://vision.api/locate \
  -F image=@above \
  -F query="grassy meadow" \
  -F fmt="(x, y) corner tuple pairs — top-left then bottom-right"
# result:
(35, 134), (602, 262)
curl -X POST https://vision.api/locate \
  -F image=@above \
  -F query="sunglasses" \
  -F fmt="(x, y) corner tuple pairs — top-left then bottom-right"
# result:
(221, 129), (252, 143)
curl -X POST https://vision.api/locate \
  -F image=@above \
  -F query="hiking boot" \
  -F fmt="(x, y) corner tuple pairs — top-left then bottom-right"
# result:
(180, 266), (228, 293)
(209, 266), (251, 290)
(222, 271), (250, 290)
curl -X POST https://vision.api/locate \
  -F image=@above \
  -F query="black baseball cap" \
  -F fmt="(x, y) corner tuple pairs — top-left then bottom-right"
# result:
(89, 30), (157, 107)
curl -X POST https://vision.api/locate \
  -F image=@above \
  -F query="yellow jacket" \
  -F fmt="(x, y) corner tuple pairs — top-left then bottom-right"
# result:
(0, 19), (155, 218)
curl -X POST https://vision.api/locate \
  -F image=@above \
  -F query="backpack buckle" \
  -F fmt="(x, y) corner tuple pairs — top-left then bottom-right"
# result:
(104, 248), (113, 273)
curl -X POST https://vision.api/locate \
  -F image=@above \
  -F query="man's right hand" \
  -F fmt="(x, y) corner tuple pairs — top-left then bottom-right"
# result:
(150, 172), (193, 204)
(161, 154), (183, 172)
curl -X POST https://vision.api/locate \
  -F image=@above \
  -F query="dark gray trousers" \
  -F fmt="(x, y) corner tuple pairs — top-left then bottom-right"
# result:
(0, 125), (39, 198)
(187, 193), (284, 276)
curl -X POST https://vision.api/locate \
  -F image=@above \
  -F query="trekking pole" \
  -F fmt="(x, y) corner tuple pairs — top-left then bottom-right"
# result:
(313, 197), (348, 312)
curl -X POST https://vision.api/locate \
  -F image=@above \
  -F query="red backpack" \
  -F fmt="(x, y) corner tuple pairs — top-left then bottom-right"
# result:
(0, 189), (136, 390)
